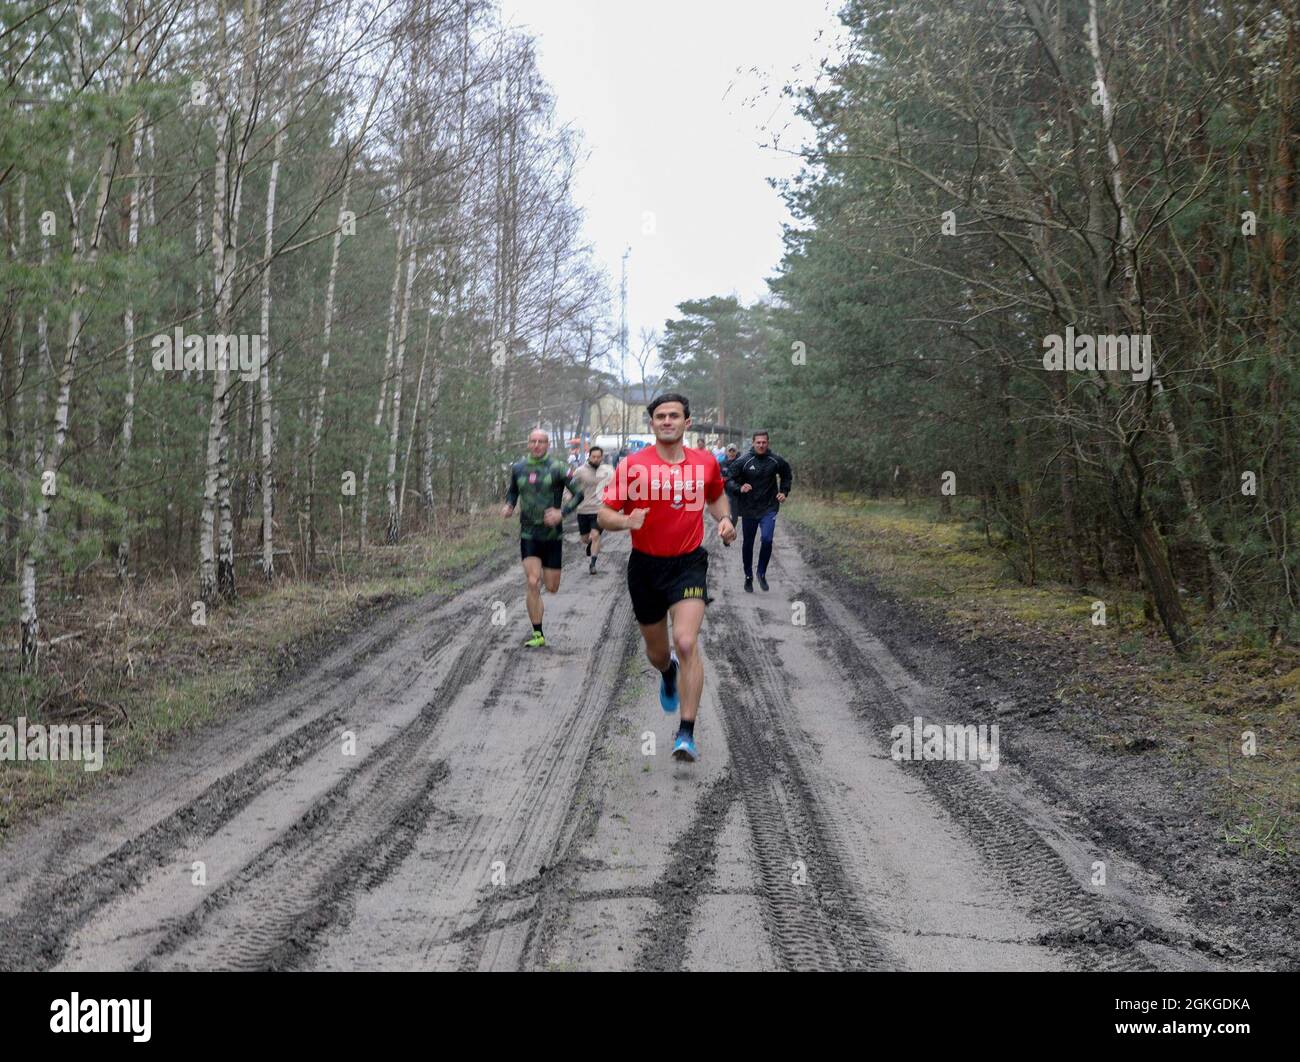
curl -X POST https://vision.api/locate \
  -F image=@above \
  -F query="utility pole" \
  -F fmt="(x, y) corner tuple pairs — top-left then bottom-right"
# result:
(619, 247), (630, 447)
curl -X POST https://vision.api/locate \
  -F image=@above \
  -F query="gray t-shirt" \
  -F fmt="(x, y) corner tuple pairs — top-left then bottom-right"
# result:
(569, 461), (614, 515)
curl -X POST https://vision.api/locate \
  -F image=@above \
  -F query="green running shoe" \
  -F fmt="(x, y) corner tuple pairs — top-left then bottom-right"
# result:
(523, 630), (546, 648)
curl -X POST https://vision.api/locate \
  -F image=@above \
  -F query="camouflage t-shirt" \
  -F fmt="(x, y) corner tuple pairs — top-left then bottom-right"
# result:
(505, 455), (583, 541)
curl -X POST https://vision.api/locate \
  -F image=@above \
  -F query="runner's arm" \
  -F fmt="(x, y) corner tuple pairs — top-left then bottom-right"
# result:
(560, 470), (584, 517)
(703, 458), (735, 540)
(502, 464), (519, 516)
(598, 503), (642, 531)
(707, 493), (737, 542)
(707, 493), (734, 526)
(778, 456), (792, 497)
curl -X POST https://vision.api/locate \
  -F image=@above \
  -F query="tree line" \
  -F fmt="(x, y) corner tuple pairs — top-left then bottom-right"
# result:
(1, 0), (616, 673)
(660, 0), (1297, 657)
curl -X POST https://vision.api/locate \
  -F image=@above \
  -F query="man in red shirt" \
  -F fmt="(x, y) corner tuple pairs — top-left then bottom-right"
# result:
(598, 393), (737, 761)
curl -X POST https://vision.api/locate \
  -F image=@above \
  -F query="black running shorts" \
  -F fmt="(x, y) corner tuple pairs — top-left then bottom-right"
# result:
(627, 546), (710, 625)
(520, 536), (563, 570)
(576, 513), (599, 537)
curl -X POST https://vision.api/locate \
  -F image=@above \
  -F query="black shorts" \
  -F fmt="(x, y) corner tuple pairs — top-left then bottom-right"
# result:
(577, 513), (600, 537)
(627, 547), (710, 626)
(520, 536), (563, 570)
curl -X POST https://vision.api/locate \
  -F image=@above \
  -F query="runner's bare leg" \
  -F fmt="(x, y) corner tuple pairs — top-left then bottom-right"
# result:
(667, 599), (705, 724)
(523, 557), (544, 625)
(638, 618), (671, 675)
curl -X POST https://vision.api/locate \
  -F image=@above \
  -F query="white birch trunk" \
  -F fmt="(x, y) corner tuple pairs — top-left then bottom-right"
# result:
(199, 99), (228, 601)
(190, 177), (203, 383)
(421, 295), (448, 514)
(360, 179), (410, 549)
(399, 313), (432, 532)
(9, 174), (28, 563)
(260, 120), (284, 578)
(385, 185), (423, 542)
(1086, 0), (1228, 604)
(21, 142), (116, 671)
(307, 163), (353, 561)
(117, 113), (144, 579)
(200, 0), (261, 602)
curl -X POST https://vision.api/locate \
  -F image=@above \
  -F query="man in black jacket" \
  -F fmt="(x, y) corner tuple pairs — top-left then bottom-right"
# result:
(730, 431), (793, 592)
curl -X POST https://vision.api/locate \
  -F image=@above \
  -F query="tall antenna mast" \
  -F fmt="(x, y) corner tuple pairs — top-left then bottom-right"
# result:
(619, 247), (630, 447)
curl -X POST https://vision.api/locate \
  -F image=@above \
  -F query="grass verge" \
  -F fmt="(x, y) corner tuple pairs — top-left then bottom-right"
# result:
(784, 495), (1298, 859)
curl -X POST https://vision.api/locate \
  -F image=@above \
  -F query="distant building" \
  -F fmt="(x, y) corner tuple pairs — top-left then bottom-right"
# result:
(587, 389), (743, 453)
(589, 383), (652, 440)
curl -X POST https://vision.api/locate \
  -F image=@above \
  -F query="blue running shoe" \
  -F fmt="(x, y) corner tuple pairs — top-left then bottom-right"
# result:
(672, 730), (699, 762)
(659, 653), (680, 714)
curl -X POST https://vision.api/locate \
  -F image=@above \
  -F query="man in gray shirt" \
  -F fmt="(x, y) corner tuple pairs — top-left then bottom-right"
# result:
(568, 446), (615, 574)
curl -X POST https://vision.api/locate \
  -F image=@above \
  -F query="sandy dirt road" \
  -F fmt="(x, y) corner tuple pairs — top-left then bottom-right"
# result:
(0, 525), (1246, 971)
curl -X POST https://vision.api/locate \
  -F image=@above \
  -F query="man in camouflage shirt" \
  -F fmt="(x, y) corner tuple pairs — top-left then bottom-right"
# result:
(501, 428), (584, 647)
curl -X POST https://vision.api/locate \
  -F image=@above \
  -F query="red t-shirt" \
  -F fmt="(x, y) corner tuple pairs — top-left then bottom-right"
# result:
(602, 445), (725, 557)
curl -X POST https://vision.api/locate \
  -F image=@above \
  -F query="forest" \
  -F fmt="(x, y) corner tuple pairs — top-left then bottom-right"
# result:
(691, 0), (1297, 656)
(2, 0), (614, 673)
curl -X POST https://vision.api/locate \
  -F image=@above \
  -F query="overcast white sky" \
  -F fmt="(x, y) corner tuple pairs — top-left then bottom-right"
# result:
(497, 0), (843, 372)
